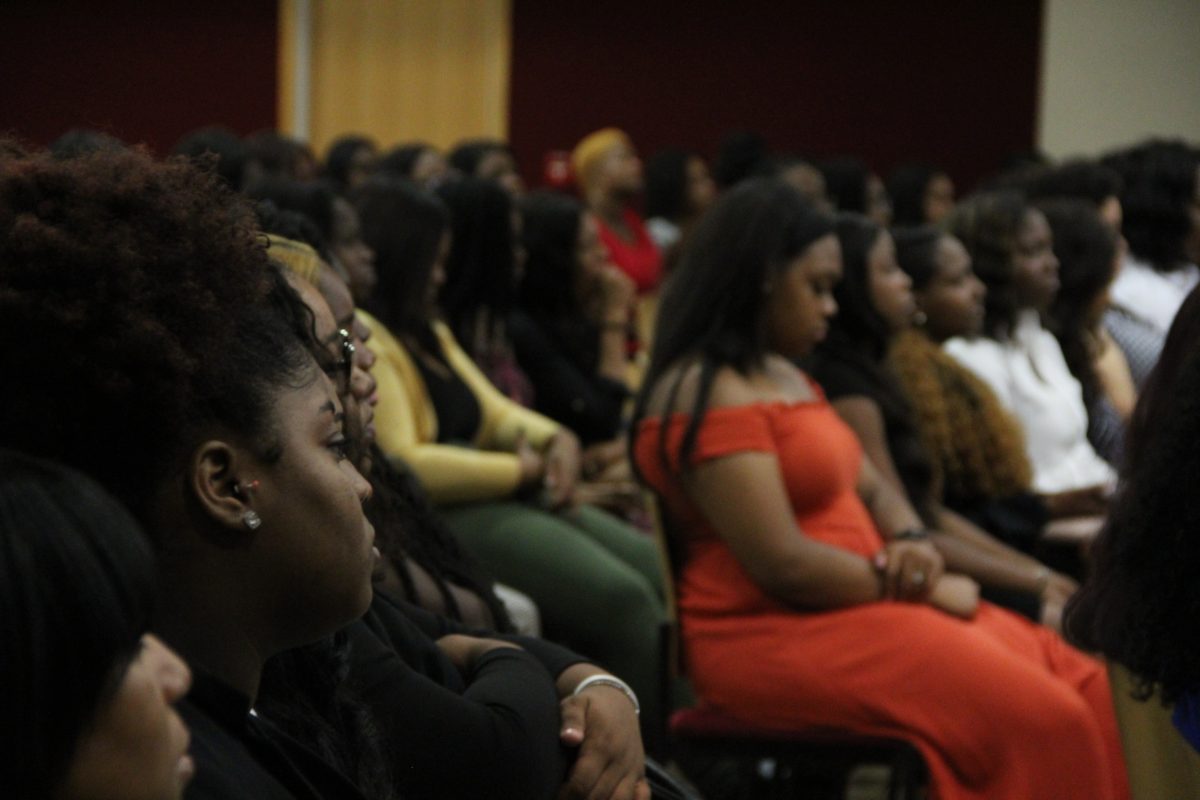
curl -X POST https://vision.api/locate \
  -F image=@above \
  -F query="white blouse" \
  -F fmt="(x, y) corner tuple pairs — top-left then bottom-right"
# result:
(944, 310), (1116, 494)
(1109, 254), (1199, 336)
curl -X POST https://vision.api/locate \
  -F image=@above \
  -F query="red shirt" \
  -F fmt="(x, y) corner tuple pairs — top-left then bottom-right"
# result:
(596, 208), (662, 294)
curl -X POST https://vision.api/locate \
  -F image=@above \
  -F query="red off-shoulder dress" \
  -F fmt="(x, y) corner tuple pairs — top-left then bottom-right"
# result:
(635, 396), (1128, 800)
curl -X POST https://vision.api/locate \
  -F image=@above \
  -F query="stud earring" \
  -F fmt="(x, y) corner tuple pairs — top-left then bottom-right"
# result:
(913, 309), (928, 326)
(243, 510), (262, 531)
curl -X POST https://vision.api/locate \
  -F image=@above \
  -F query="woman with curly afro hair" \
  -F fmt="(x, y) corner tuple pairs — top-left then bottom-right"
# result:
(0, 148), (386, 799)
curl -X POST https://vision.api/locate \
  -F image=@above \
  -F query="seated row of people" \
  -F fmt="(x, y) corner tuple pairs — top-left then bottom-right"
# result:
(0, 147), (655, 800)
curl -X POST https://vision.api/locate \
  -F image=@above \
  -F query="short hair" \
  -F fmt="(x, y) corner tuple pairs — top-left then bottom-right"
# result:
(0, 449), (155, 798)
(1022, 159), (1122, 206)
(1103, 139), (1199, 271)
(0, 149), (313, 521)
(944, 190), (1029, 339)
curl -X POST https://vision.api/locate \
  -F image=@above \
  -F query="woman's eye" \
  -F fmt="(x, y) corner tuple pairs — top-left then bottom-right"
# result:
(329, 437), (350, 460)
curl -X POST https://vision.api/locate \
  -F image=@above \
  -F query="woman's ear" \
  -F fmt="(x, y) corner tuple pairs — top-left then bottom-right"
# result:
(188, 440), (257, 533)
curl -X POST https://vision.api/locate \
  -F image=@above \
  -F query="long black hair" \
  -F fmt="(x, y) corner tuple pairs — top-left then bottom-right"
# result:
(323, 135), (376, 194)
(1037, 198), (1119, 411)
(631, 178), (834, 476)
(1065, 286), (1200, 701)
(0, 450), (156, 799)
(810, 215), (936, 522)
(354, 177), (450, 352)
(517, 190), (600, 369)
(436, 176), (519, 356)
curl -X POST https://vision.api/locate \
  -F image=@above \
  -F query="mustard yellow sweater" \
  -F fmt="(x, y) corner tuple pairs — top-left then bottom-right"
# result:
(362, 310), (560, 505)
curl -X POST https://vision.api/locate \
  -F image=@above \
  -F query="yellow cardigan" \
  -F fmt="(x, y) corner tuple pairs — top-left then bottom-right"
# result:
(362, 310), (560, 505)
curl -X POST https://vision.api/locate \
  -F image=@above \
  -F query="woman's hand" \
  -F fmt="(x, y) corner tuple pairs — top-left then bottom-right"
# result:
(516, 432), (547, 488)
(558, 681), (648, 800)
(598, 264), (636, 319)
(875, 540), (944, 601)
(926, 574), (980, 619)
(1037, 572), (1078, 632)
(542, 430), (582, 509)
(1042, 485), (1109, 518)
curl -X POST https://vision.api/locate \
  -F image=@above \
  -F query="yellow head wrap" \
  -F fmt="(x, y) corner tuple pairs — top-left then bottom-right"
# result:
(265, 234), (322, 286)
(570, 128), (632, 191)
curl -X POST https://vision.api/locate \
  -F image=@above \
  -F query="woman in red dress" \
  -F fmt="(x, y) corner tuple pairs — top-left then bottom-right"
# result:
(632, 178), (1129, 800)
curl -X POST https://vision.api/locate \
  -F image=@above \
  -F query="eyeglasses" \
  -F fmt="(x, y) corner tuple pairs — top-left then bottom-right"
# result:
(321, 328), (355, 391)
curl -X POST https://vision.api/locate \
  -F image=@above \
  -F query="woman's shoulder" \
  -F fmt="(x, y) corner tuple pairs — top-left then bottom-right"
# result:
(644, 356), (809, 417)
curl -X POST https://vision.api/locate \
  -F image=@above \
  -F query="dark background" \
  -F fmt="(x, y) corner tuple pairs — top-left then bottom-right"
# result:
(2, 1), (1042, 192)
(0, 0), (278, 154)
(509, 1), (1043, 192)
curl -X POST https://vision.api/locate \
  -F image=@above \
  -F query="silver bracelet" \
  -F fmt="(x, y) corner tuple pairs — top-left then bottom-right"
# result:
(572, 674), (640, 716)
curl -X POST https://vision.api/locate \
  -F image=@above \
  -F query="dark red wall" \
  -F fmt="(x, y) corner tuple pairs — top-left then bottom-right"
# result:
(0, 0), (278, 154)
(510, 1), (1043, 193)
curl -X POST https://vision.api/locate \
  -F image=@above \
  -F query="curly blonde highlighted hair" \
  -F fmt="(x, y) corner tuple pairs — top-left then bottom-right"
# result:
(888, 328), (1032, 500)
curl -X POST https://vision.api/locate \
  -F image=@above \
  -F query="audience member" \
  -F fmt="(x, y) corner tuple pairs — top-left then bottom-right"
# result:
(632, 178), (1128, 800)
(943, 190), (1115, 497)
(434, 176), (533, 403)
(449, 138), (525, 196)
(1038, 198), (1132, 464)
(819, 156), (892, 226)
(1103, 140), (1200, 341)
(887, 162), (955, 226)
(353, 177), (668, 740)
(571, 128), (663, 294)
(514, 190), (634, 445)
(643, 149), (717, 258)
(888, 225), (1108, 550)
(248, 176), (378, 304)
(1067, 286), (1200, 751)
(377, 141), (449, 189)
(0, 450), (193, 800)
(323, 134), (378, 196)
(1021, 158), (1165, 388)
(810, 214), (1076, 625)
(245, 129), (318, 180)
(0, 149), (386, 798)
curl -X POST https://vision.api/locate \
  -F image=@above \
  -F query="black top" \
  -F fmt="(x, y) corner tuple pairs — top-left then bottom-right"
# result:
(346, 591), (578, 800)
(411, 339), (483, 444)
(809, 347), (1044, 620)
(181, 673), (370, 800)
(509, 310), (629, 445)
